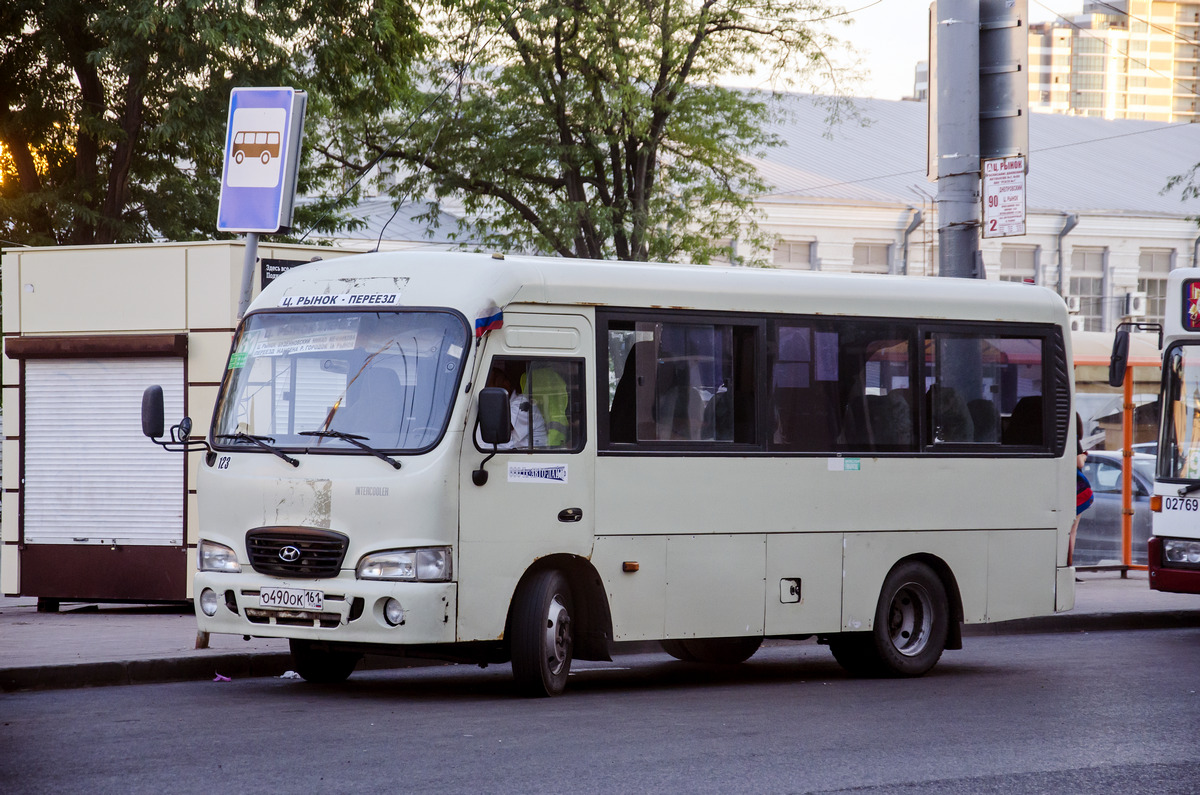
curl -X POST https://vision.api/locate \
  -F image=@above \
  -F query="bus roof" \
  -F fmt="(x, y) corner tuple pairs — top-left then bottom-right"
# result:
(253, 250), (1069, 327)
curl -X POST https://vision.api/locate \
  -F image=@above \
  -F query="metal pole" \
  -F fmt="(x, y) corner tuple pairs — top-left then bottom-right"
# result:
(935, 0), (980, 279)
(1122, 364), (1134, 575)
(237, 232), (259, 320)
(902, 208), (923, 276)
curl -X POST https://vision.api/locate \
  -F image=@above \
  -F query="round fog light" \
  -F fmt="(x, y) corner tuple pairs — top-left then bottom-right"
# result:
(383, 597), (406, 627)
(199, 588), (219, 617)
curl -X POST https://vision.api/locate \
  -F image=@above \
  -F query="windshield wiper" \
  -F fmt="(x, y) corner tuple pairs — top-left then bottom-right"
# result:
(1178, 481), (1200, 497)
(215, 432), (300, 468)
(299, 430), (402, 470)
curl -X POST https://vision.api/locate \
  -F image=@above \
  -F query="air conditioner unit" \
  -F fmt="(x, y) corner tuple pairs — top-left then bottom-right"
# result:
(1123, 291), (1147, 318)
(1065, 295), (1082, 313)
(1069, 316), (1087, 332)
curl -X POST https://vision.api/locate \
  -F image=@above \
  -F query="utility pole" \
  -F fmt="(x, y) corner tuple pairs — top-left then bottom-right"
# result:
(929, 0), (1028, 279)
(933, 0), (980, 279)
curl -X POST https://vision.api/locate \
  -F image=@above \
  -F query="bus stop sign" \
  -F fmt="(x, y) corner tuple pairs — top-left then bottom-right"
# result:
(217, 87), (307, 234)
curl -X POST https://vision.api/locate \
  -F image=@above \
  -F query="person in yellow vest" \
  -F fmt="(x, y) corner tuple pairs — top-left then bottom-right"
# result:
(521, 365), (569, 447)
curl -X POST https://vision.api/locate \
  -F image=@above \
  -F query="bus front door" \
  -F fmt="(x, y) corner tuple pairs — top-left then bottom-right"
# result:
(456, 313), (595, 644)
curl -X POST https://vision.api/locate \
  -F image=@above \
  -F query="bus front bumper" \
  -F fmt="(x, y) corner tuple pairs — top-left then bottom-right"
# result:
(1148, 536), (1200, 594)
(194, 572), (457, 645)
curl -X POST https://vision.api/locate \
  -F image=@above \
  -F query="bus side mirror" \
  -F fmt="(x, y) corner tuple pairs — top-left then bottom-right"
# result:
(1107, 330), (1130, 388)
(477, 387), (512, 446)
(472, 387), (511, 487)
(142, 386), (165, 438)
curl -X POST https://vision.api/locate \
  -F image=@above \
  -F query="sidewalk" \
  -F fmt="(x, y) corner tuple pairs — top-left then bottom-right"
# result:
(2, 570), (1197, 693)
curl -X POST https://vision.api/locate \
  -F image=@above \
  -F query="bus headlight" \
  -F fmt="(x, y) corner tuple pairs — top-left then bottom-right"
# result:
(1163, 539), (1200, 567)
(357, 547), (452, 582)
(198, 540), (241, 573)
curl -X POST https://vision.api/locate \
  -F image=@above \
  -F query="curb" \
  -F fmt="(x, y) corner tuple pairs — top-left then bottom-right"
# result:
(4, 611), (1198, 693)
(963, 609), (1200, 636)
(0, 652), (294, 694)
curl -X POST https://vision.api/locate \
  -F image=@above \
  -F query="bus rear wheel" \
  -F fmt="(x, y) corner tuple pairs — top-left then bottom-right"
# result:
(830, 561), (949, 678)
(661, 637), (762, 664)
(288, 639), (360, 684)
(510, 570), (574, 697)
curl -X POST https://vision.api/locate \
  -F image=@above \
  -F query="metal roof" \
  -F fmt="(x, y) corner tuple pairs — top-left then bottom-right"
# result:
(753, 93), (1200, 218)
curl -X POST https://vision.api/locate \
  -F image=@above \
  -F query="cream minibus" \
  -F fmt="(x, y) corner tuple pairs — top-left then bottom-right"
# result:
(142, 251), (1077, 696)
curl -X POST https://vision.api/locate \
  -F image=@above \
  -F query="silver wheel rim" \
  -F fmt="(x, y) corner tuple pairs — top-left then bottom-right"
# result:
(888, 582), (933, 657)
(543, 593), (571, 676)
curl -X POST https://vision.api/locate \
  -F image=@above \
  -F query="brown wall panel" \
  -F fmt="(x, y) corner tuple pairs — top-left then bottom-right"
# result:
(21, 545), (188, 601)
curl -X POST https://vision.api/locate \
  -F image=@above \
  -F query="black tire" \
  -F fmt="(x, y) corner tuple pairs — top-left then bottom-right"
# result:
(660, 639), (699, 662)
(827, 632), (882, 677)
(830, 561), (950, 678)
(288, 639), (360, 684)
(510, 570), (574, 697)
(667, 637), (762, 664)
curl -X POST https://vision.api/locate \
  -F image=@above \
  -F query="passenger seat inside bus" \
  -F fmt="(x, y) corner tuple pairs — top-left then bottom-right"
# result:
(925, 386), (974, 444)
(1002, 395), (1043, 446)
(609, 341), (651, 443)
(332, 368), (403, 439)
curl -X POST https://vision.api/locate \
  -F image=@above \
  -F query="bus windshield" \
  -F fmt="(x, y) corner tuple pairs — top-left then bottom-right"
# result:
(1161, 343), (1200, 480)
(213, 310), (469, 452)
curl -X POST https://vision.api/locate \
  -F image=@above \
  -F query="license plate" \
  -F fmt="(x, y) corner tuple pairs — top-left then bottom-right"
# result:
(259, 587), (324, 610)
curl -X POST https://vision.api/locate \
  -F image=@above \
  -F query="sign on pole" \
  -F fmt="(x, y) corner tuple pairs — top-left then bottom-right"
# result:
(217, 87), (307, 234)
(982, 155), (1026, 238)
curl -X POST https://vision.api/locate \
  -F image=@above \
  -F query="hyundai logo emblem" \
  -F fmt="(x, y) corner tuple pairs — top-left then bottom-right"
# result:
(278, 545), (302, 563)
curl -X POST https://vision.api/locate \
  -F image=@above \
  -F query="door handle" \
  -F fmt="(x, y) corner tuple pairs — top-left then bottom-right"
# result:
(558, 507), (583, 523)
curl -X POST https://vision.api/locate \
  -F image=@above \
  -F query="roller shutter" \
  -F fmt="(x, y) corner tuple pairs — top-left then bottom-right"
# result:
(23, 358), (185, 545)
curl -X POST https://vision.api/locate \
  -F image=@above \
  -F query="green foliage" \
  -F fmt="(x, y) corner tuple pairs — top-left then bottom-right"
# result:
(354, 0), (850, 263)
(1166, 165), (1200, 222)
(0, 0), (424, 246)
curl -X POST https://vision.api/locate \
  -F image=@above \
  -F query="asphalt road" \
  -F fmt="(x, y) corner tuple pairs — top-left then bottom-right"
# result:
(2, 630), (1198, 794)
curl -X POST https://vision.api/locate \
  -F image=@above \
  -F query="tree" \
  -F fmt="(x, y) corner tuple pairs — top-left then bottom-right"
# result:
(336, 0), (851, 263)
(0, 0), (425, 246)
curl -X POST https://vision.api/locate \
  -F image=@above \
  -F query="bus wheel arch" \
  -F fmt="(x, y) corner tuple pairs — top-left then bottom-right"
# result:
(908, 553), (963, 651)
(829, 555), (959, 677)
(504, 555), (614, 691)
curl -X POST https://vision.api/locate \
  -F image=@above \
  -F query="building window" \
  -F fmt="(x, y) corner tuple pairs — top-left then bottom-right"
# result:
(1138, 248), (1174, 325)
(1070, 248), (1107, 332)
(852, 243), (891, 274)
(1000, 246), (1039, 283)
(774, 241), (814, 270)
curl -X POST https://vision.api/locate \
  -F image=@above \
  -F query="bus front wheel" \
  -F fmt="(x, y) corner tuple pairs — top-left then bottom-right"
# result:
(288, 639), (360, 684)
(830, 561), (949, 678)
(510, 569), (574, 697)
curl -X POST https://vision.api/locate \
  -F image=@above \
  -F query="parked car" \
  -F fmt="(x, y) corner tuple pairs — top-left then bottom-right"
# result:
(1076, 451), (1156, 566)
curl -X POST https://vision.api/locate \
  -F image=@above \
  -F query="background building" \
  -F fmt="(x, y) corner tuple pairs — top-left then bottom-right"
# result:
(1029, 1), (1200, 122)
(747, 93), (1200, 334)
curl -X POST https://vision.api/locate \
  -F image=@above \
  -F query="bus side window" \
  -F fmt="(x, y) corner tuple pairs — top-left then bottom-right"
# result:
(925, 332), (1047, 448)
(769, 320), (915, 453)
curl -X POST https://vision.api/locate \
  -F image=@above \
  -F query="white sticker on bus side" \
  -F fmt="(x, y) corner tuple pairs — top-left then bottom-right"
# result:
(508, 463), (568, 484)
(827, 458), (861, 472)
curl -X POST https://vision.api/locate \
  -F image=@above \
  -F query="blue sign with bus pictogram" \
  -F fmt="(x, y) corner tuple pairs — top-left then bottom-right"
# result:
(217, 87), (307, 233)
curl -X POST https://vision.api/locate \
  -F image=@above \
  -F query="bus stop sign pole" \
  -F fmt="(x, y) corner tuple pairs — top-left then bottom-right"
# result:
(215, 87), (308, 319)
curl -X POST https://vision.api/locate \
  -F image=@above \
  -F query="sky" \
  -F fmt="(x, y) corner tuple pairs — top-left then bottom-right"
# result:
(844, 0), (1077, 100)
